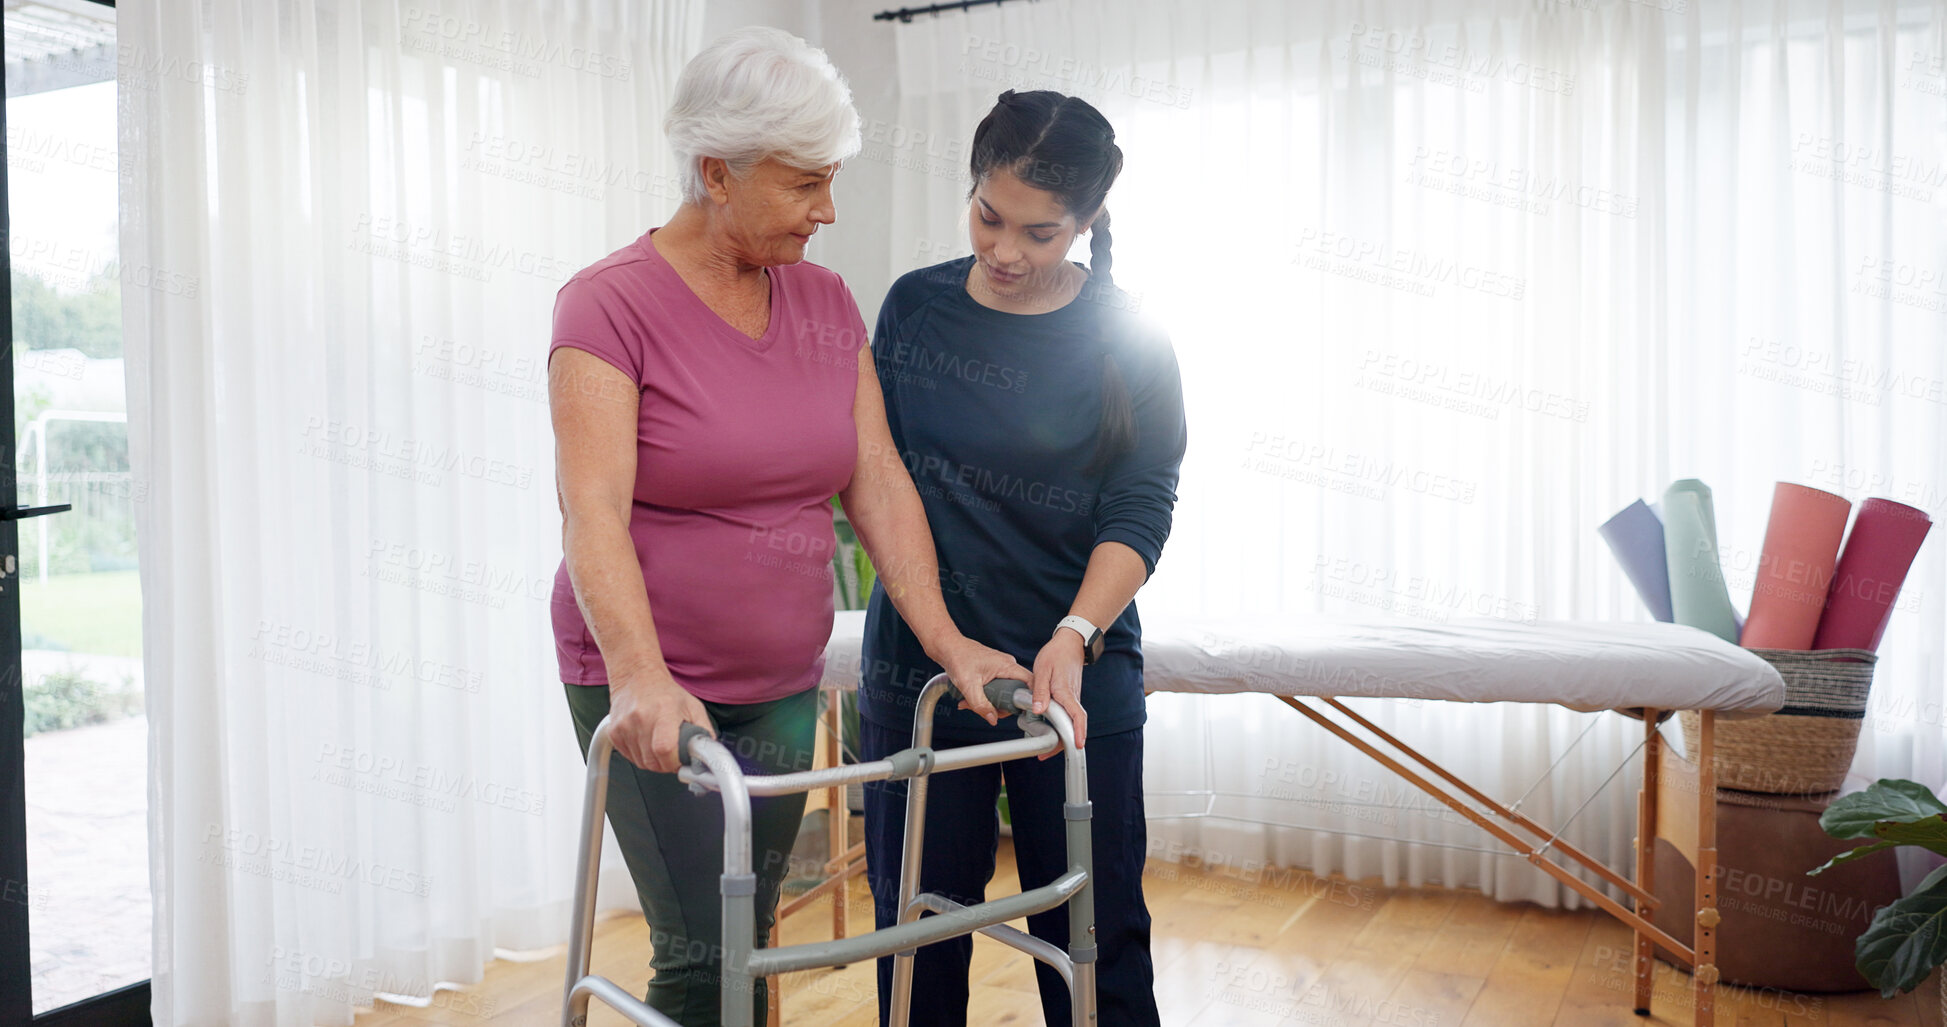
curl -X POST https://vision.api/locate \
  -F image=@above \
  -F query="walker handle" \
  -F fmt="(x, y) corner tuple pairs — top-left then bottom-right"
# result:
(958, 677), (1029, 717)
(676, 721), (713, 765)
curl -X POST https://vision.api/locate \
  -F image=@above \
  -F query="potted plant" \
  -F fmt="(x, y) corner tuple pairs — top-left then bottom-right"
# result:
(1812, 778), (1947, 1003)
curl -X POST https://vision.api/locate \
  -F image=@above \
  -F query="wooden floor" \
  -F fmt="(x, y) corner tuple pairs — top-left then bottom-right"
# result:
(351, 830), (1933, 1027)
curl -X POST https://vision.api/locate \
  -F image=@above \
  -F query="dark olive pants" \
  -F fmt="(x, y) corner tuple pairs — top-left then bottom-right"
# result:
(563, 683), (818, 1027)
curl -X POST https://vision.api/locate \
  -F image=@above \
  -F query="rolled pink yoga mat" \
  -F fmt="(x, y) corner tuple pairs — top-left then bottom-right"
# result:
(1812, 498), (1934, 652)
(1740, 483), (1851, 650)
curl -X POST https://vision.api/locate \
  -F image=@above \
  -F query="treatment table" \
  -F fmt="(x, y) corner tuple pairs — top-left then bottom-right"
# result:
(808, 609), (1785, 1027)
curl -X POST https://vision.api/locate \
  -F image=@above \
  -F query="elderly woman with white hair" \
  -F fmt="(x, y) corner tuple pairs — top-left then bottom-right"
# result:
(548, 27), (1029, 1027)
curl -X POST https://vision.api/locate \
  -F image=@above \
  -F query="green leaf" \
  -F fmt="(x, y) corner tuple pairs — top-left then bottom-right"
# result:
(1822, 780), (1947, 839)
(1872, 817), (1947, 860)
(854, 547), (876, 597)
(1857, 866), (1947, 997)
(828, 495), (877, 611)
(1809, 839), (1899, 876)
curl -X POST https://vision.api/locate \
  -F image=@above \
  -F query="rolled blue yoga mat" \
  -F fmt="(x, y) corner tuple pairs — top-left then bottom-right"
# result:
(1599, 499), (1674, 622)
(1662, 479), (1742, 643)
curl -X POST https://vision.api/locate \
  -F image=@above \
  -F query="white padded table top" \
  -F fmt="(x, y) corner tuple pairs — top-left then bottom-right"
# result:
(821, 610), (1786, 718)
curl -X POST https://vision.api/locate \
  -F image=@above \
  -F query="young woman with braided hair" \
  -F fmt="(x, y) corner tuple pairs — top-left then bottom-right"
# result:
(858, 89), (1186, 1026)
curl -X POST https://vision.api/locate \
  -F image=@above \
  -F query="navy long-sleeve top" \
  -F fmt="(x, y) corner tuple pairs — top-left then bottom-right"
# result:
(859, 257), (1188, 742)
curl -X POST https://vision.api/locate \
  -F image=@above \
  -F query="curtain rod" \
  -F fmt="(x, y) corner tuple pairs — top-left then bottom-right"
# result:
(873, 0), (1034, 24)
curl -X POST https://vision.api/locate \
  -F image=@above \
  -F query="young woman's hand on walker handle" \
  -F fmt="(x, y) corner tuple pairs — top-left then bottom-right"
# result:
(931, 634), (1034, 726)
(1027, 539), (1155, 759)
(607, 670), (716, 774)
(1030, 630), (1088, 759)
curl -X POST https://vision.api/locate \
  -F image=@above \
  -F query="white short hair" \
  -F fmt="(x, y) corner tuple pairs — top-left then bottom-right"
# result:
(664, 28), (862, 204)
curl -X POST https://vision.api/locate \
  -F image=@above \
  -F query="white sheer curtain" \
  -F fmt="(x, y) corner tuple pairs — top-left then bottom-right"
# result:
(881, 0), (1947, 905)
(120, 2), (703, 1023)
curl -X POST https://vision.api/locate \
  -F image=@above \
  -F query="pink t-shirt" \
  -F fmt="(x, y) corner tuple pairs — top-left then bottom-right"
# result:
(549, 228), (864, 703)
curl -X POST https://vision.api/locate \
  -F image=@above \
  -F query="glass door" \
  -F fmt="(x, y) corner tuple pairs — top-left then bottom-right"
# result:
(2, 0), (152, 1021)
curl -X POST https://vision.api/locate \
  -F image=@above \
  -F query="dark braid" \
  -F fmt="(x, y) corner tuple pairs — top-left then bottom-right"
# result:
(1088, 209), (1114, 284)
(1085, 212), (1135, 475)
(969, 90), (1134, 475)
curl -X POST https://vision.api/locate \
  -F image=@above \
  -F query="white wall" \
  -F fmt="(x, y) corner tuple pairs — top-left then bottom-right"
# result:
(701, 0), (814, 40)
(695, 0), (934, 330)
(805, 0), (907, 326)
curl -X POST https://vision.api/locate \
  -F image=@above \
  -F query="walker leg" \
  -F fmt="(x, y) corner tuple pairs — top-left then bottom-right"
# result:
(562, 722), (616, 1027)
(888, 710), (939, 1027)
(719, 873), (759, 1025)
(1063, 740), (1098, 1026)
(717, 757), (760, 1027)
(1073, 960), (1098, 1026)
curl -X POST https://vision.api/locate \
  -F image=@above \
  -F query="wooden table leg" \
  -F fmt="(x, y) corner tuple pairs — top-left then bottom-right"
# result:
(1635, 708), (1660, 1016)
(767, 921), (782, 1027)
(1693, 710), (1718, 1027)
(825, 692), (848, 941)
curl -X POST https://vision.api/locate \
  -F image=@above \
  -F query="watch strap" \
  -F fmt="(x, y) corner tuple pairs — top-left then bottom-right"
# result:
(1054, 615), (1105, 665)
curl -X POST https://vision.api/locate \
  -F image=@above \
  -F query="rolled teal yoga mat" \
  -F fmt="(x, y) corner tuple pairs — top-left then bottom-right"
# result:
(1662, 479), (1741, 643)
(1598, 499), (1674, 621)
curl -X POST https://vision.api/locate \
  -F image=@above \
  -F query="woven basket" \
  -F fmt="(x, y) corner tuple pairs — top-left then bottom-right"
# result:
(1679, 647), (1878, 795)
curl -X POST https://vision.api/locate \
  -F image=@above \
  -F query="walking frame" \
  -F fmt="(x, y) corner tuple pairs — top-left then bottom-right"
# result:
(561, 674), (1100, 1027)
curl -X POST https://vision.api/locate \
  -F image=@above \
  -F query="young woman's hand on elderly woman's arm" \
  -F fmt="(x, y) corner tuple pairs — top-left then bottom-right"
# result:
(838, 354), (1031, 725)
(550, 347), (715, 774)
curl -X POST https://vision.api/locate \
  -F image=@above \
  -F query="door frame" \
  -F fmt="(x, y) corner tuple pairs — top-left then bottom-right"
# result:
(1, 0), (151, 1022)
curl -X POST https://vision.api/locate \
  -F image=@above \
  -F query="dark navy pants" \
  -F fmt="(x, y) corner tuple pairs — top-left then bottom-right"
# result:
(860, 719), (1161, 1027)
